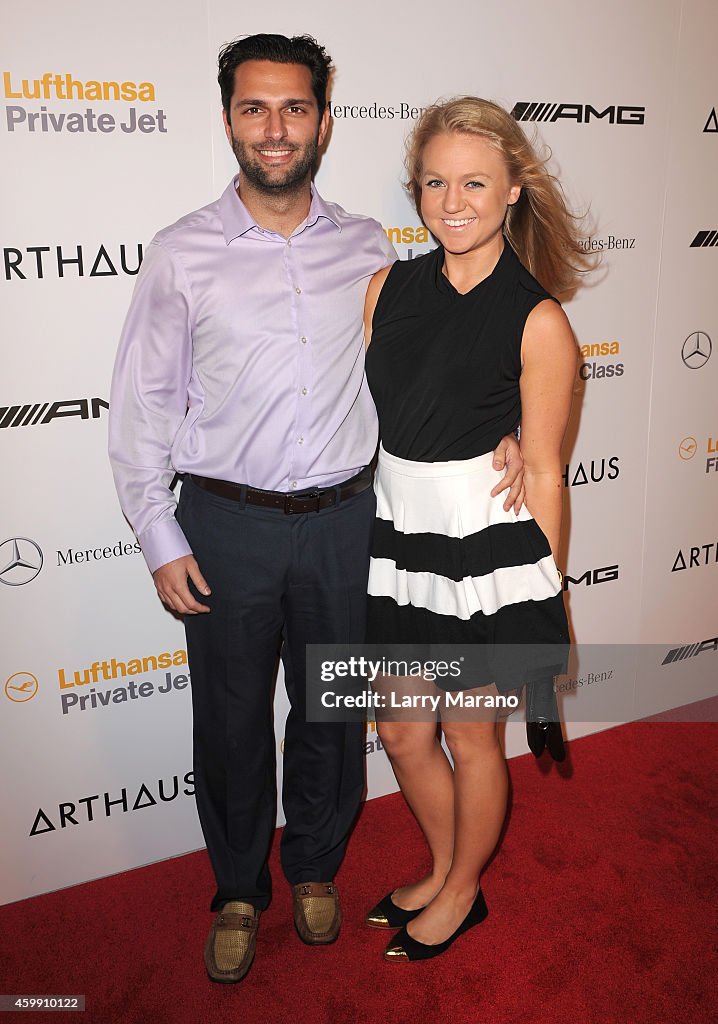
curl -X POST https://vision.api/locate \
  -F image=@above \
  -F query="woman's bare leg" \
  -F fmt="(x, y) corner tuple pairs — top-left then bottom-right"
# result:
(404, 711), (508, 943)
(375, 673), (456, 908)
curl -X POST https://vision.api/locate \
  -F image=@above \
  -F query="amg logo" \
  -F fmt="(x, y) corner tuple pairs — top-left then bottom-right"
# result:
(563, 565), (619, 589)
(0, 399), (108, 428)
(511, 102), (645, 125)
(662, 638), (718, 665)
(690, 230), (718, 247)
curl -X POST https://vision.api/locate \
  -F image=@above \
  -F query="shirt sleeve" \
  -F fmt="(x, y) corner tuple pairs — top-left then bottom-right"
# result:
(108, 238), (194, 574)
(375, 222), (399, 269)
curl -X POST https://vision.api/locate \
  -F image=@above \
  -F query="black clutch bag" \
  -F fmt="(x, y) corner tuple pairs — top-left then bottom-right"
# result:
(525, 675), (566, 762)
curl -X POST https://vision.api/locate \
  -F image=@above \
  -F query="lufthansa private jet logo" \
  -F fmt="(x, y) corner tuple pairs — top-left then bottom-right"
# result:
(5, 671), (39, 702)
(681, 332), (712, 369)
(0, 537), (43, 586)
(678, 437), (697, 461)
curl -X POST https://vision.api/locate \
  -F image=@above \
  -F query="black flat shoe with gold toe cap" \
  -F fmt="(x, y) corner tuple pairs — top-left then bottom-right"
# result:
(365, 891), (425, 929)
(384, 888), (488, 962)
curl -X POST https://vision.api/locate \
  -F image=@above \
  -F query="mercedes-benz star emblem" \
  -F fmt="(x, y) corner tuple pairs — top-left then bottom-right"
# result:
(0, 538), (44, 586)
(681, 332), (712, 369)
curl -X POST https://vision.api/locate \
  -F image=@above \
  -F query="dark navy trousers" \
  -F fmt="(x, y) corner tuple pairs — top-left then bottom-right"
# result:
(176, 476), (374, 912)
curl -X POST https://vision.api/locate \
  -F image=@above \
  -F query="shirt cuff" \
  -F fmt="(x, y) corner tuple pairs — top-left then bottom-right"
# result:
(138, 517), (193, 575)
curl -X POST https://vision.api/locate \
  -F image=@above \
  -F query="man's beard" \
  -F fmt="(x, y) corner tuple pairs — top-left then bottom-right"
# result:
(231, 132), (319, 195)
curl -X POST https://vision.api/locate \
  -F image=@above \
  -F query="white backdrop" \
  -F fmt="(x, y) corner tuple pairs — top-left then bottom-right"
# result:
(1, 0), (716, 905)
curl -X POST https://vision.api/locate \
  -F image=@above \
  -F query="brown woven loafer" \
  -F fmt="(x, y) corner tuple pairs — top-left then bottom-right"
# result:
(292, 882), (342, 944)
(204, 901), (260, 983)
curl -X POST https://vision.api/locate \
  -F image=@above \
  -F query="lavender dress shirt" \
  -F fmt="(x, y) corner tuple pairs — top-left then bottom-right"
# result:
(109, 176), (397, 574)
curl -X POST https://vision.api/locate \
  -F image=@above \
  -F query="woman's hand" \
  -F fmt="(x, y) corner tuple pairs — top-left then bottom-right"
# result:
(490, 434), (526, 512)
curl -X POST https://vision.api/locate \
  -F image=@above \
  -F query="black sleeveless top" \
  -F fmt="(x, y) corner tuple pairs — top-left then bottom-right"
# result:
(365, 241), (556, 461)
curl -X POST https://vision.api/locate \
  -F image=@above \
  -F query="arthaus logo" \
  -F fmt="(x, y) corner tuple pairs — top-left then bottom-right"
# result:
(661, 637), (718, 666)
(672, 542), (718, 572)
(29, 772), (195, 836)
(511, 102), (645, 125)
(563, 457), (620, 487)
(3, 242), (143, 280)
(0, 399), (108, 429)
(562, 564), (619, 589)
(690, 230), (718, 248)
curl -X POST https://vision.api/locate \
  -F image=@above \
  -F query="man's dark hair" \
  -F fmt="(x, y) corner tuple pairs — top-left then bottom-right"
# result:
(217, 34), (333, 117)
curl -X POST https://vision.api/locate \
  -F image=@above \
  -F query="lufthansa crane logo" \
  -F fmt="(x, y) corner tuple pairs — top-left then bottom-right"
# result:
(5, 671), (39, 702)
(0, 537), (44, 586)
(678, 437), (697, 461)
(681, 332), (712, 369)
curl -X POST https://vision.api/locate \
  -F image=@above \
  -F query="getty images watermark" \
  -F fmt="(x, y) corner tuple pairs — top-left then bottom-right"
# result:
(305, 642), (718, 724)
(306, 643), (570, 723)
(318, 655), (519, 714)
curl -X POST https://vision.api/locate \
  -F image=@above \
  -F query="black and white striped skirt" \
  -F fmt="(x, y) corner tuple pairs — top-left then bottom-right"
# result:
(366, 445), (569, 692)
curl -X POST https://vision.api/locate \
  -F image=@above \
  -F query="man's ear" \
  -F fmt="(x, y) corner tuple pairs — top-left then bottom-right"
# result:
(222, 109), (233, 148)
(317, 106), (330, 148)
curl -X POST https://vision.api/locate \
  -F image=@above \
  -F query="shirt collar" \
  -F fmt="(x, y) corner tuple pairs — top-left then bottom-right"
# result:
(219, 174), (342, 244)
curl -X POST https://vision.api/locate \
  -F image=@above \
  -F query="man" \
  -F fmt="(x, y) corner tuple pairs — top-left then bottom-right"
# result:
(109, 33), (524, 983)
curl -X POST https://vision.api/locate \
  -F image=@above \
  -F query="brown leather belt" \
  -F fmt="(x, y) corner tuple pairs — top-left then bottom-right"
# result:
(188, 465), (372, 514)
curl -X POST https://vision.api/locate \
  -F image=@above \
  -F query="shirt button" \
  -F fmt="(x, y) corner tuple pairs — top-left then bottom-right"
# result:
(291, 480), (298, 489)
(287, 239), (292, 246)
(295, 286), (302, 294)
(301, 387), (308, 396)
(300, 336), (307, 344)
(297, 437), (304, 445)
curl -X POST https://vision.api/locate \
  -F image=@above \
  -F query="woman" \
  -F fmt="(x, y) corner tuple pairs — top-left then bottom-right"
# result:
(363, 97), (589, 962)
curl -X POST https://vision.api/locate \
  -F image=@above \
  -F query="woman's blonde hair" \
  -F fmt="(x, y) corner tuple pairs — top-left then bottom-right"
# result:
(405, 97), (592, 296)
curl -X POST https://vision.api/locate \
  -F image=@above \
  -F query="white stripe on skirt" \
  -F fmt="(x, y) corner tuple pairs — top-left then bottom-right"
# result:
(373, 444), (539, 538)
(367, 445), (562, 619)
(368, 555), (560, 620)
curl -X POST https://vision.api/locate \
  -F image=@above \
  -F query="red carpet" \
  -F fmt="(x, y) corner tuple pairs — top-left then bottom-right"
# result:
(2, 722), (717, 1024)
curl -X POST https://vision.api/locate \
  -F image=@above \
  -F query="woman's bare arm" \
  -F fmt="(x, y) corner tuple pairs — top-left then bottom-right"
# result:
(519, 299), (578, 558)
(363, 265), (393, 348)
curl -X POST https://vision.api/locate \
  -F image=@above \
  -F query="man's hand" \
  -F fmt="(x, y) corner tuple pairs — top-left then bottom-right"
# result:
(153, 555), (211, 615)
(490, 434), (526, 513)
